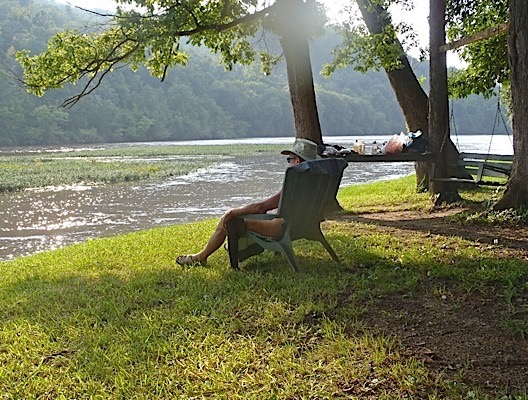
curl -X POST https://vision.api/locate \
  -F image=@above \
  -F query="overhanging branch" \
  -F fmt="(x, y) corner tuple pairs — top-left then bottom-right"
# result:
(37, 3), (277, 107)
(62, 42), (140, 107)
(440, 22), (509, 52)
(172, 4), (276, 37)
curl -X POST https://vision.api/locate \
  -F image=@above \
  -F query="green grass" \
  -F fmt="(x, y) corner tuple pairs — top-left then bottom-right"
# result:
(54, 144), (284, 158)
(0, 158), (205, 192)
(0, 144), (282, 192)
(1, 176), (527, 399)
(338, 175), (431, 213)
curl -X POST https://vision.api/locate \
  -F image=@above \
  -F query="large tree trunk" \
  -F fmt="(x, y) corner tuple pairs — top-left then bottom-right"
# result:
(276, 0), (323, 145)
(357, 0), (460, 191)
(429, 0), (460, 204)
(493, 0), (528, 210)
(357, 0), (428, 132)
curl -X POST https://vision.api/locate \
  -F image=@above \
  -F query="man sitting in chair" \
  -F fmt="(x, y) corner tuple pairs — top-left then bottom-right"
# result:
(176, 138), (318, 267)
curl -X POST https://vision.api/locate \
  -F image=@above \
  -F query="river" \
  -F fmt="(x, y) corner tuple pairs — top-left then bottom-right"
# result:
(0, 134), (513, 261)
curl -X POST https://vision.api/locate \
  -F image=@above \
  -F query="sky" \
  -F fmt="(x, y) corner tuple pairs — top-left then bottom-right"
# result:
(54, 0), (461, 67)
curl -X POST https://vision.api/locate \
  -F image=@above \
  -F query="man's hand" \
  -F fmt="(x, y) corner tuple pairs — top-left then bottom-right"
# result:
(221, 209), (236, 229)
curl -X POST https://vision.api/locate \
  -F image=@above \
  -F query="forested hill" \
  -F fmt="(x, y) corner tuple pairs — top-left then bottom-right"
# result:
(0, 0), (507, 146)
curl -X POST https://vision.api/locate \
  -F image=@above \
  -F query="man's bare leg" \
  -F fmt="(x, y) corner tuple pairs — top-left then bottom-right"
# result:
(180, 217), (284, 265)
(190, 220), (227, 264)
(244, 218), (285, 238)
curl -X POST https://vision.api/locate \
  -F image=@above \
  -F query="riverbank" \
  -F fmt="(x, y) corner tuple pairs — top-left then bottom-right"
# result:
(0, 136), (514, 260)
(0, 143), (415, 260)
(0, 144), (284, 192)
(1, 177), (527, 398)
(0, 134), (514, 192)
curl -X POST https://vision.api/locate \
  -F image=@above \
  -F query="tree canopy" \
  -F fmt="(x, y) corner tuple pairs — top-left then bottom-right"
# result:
(16, 0), (325, 104)
(446, 0), (509, 99)
(324, 0), (509, 99)
(0, 0), (506, 147)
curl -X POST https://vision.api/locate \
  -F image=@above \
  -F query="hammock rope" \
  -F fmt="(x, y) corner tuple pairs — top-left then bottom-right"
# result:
(450, 86), (512, 158)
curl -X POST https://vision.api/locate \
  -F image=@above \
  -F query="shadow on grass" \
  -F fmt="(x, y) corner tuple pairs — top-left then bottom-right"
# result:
(2, 222), (527, 398)
(323, 213), (528, 397)
(343, 211), (528, 250)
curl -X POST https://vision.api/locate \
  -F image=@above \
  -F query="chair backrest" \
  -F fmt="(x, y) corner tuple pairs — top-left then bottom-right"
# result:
(278, 158), (348, 240)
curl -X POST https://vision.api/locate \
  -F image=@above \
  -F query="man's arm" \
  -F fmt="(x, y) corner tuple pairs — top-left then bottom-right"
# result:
(221, 191), (281, 228)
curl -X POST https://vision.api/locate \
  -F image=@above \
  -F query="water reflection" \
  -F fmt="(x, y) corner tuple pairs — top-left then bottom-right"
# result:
(0, 155), (286, 260)
(0, 135), (513, 260)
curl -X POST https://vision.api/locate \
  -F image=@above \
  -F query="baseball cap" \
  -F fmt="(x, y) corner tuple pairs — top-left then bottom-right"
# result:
(280, 138), (318, 161)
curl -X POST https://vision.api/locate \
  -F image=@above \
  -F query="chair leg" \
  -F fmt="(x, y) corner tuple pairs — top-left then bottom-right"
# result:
(238, 243), (264, 263)
(226, 218), (245, 270)
(280, 244), (299, 272)
(319, 237), (341, 265)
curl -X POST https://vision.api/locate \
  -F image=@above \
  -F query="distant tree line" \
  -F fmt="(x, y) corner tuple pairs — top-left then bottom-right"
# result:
(0, 0), (507, 147)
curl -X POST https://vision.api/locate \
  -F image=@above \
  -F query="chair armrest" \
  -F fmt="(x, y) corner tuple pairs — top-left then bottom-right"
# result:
(239, 213), (283, 221)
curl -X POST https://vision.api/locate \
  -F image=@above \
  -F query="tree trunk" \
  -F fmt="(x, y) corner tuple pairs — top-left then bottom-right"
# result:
(357, 0), (428, 132)
(274, 0), (341, 208)
(493, 0), (528, 210)
(357, 0), (460, 191)
(429, 0), (460, 204)
(277, 0), (323, 145)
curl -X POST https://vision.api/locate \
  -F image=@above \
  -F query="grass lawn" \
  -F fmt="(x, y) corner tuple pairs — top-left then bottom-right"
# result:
(0, 144), (281, 192)
(1, 176), (527, 399)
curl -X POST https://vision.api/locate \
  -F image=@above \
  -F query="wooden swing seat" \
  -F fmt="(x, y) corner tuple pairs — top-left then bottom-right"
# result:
(431, 152), (513, 186)
(344, 152), (433, 162)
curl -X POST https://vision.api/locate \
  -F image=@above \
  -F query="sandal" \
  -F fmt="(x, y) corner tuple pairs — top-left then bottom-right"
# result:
(175, 255), (206, 267)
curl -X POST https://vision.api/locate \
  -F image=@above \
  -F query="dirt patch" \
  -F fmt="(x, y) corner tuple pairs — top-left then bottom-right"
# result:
(363, 288), (528, 395)
(346, 208), (528, 256)
(340, 208), (528, 395)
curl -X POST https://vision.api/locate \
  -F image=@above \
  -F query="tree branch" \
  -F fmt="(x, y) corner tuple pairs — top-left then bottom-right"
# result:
(440, 22), (509, 52)
(62, 42), (140, 107)
(172, 4), (276, 37)
(45, 3), (277, 107)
